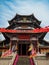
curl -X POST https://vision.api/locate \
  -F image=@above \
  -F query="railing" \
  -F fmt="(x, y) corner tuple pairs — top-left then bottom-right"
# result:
(30, 58), (35, 65)
(33, 58), (38, 65)
(13, 54), (19, 65)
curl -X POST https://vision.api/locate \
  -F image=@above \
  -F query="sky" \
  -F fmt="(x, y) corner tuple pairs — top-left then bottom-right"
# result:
(0, 0), (49, 41)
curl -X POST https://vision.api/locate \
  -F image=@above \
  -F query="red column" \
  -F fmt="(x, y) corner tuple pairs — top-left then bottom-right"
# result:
(21, 44), (22, 55)
(10, 40), (12, 50)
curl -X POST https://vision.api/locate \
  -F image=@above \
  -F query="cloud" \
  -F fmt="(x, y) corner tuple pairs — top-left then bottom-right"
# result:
(0, 33), (5, 41)
(44, 33), (49, 41)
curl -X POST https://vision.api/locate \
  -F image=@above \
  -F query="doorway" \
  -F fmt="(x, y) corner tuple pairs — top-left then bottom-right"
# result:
(18, 44), (30, 56)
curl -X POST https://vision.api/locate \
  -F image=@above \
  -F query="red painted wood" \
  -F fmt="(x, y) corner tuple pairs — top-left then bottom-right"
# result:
(0, 26), (49, 33)
(18, 35), (30, 39)
(13, 54), (19, 65)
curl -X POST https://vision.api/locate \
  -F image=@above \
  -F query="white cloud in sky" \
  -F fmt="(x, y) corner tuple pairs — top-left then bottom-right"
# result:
(5, 1), (49, 27)
(15, 1), (49, 27)
(0, 33), (5, 41)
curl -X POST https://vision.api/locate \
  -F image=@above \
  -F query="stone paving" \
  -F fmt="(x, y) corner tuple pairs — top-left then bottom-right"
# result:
(17, 56), (31, 65)
(34, 55), (49, 65)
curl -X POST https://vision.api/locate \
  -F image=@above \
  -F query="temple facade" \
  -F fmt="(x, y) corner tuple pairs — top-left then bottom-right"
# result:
(0, 14), (49, 56)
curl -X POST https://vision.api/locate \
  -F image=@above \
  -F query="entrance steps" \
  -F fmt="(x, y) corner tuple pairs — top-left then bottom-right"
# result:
(17, 56), (31, 65)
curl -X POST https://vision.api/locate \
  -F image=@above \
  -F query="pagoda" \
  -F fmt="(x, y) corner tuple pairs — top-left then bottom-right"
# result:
(0, 14), (49, 56)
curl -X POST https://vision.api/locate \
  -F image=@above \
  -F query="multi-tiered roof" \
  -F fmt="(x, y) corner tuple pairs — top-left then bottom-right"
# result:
(0, 14), (49, 46)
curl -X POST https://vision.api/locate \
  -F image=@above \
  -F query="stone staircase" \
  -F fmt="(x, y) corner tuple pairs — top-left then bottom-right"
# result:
(17, 56), (31, 65)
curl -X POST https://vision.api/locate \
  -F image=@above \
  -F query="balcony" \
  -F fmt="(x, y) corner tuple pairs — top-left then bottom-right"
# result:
(14, 27), (34, 30)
